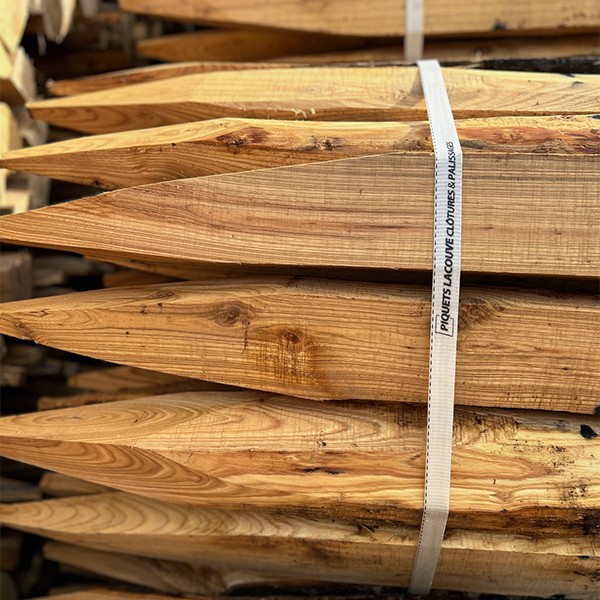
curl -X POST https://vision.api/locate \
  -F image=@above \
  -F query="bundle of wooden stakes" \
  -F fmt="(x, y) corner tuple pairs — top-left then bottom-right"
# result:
(0, 1), (599, 599)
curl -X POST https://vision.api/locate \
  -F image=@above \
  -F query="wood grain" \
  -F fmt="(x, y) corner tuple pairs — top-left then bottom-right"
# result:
(2, 491), (598, 596)
(3, 116), (598, 189)
(277, 34), (600, 64)
(46, 62), (288, 97)
(1, 391), (599, 531)
(27, 67), (600, 134)
(0, 280), (597, 412)
(117, 0), (600, 37)
(0, 151), (598, 278)
(46, 34), (600, 96)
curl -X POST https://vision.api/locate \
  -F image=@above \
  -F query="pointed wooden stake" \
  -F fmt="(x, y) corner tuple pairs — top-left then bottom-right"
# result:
(2, 491), (598, 595)
(46, 62), (287, 97)
(46, 34), (600, 97)
(27, 67), (600, 134)
(0, 390), (599, 530)
(44, 541), (304, 595)
(0, 280), (597, 411)
(117, 0), (600, 37)
(0, 151), (598, 278)
(136, 29), (368, 63)
(2, 116), (598, 189)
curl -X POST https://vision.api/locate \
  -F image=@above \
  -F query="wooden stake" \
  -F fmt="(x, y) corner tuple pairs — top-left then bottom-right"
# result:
(27, 67), (600, 134)
(1, 491), (598, 595)
(0, 151), (598, 278)
(117, 0), (600, 37)
(276, 35), (600, 64)
(137, 29), (369, 63)
(2, 116), (598, 189)
(46, 33), (600, 96)
(1, 390), (599, 530)
(0, 279), (597, 412)
(44, 541), (303, 595)
(46, 62), (287, 97)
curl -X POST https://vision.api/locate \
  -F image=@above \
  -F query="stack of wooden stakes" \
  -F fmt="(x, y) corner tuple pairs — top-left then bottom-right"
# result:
(0, 1), (599, 599)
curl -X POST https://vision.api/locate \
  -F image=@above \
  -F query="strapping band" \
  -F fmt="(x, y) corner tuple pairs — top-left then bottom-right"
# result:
(405, 0), (424, 62)
(408, 60), (463, 595)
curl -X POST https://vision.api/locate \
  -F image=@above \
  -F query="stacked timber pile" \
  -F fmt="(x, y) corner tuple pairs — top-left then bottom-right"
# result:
(0, 1), (599, 599)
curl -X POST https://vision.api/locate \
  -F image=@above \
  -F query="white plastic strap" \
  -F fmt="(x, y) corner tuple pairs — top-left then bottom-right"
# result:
(408, 60), (463, 595)
(405, 0), (424, 62)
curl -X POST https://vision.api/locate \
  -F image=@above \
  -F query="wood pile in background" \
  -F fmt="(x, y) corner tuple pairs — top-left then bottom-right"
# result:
(0, 0), (56, 220)
(0, 1), (598, 599)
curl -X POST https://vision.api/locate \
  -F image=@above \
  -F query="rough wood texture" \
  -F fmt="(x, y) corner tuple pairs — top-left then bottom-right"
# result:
(0, 280), (597, 412)
(26, 67), (600, 134)
(2, 492), (598, 596)
(1, 151), (598, 278)
(137, 29), (368, 63)
(1, 390), (600, 533)
(44, 541), (308, 595)
(3, 115), (598, 189)
(46, 32), (600, 96)
(1, 278), (598, 412)
(118, 0), (600, 37)
(46, 62), (288, 97)
(277, 34), (600, 64)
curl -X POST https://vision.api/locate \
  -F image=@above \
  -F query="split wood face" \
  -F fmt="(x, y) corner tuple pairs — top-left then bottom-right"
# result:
(27, 67), (600, 134)
(46, 33), (600, 96)
(0, 279), (597, 413)
(118, 0), (600, 37)
(0, 489), (598, 595)
(0, 152), (598, 278)
(2, 116), (598, 189)
(0, 391), (598, 536)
